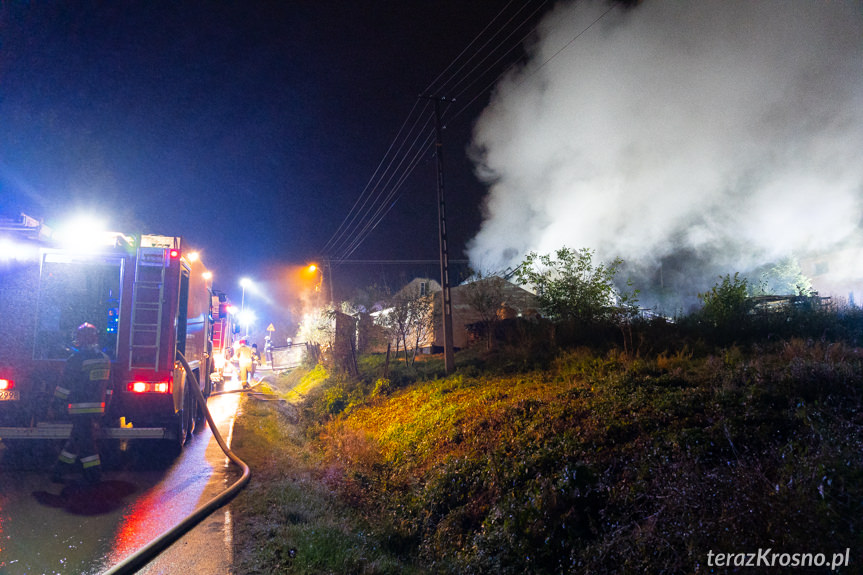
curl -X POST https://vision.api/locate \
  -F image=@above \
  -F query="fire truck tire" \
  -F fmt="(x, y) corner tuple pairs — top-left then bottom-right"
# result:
(163, 383), (194, 455)
(195, 368), (208, 426)
(204, 360), (213, 396)
(183, 383), (196, 440)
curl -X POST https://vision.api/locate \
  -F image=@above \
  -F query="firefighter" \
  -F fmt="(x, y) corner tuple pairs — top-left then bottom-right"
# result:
(52, 322), (112, 484)
(251, 343), (260, 377)
(236, 339), (254, 389)
(264, 335), (273, 367)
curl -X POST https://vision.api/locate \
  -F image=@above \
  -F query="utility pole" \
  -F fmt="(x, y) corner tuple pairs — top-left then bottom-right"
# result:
(325, 257), (334, 305)
(425, 95), (455, 374)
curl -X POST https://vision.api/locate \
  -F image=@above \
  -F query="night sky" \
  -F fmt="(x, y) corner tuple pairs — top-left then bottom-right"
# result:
(4, 1), (860, 335)
(0, 1), (544, 315)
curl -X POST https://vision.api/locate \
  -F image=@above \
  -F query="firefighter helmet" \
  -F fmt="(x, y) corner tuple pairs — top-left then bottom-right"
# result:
(75, 323), (99, 347)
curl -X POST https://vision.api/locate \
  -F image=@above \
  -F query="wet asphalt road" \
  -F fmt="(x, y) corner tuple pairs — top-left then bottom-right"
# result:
(0, 377), (246, 574)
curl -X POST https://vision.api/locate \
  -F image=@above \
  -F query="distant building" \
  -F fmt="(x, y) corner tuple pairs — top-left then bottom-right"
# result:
(369, 276), (539, 354)
(799, 236), (863, 306)
(431, 275), (540, 350)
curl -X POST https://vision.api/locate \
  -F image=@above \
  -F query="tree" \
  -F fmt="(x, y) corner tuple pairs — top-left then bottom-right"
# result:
(514, 247), (635, 325)
(463, 272), (507, 350)
(749, 257), (814, 296)
(375, 284), (435, 367)
(295, 305), (337, 349)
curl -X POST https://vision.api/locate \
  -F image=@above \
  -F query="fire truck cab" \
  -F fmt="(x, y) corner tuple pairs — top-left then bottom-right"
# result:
(0, 214), (213, 453)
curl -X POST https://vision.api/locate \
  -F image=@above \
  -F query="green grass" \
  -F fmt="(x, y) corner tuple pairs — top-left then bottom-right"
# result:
(229, 373), (423, 574)
(231, 337), (863, 574)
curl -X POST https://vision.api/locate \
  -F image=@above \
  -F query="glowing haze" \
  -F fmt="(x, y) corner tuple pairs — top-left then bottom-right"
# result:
(467, 0), (863, 310)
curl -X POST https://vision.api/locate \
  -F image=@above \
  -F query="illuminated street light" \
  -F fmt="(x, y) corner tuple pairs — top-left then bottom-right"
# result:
(237, 308), (256, 337)
(239, 278), (254, 336)
(240, 277), (252, 311)
(304, 263), (323, 294)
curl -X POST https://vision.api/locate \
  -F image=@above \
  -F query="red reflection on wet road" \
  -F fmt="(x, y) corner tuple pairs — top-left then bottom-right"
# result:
(0, 384), (242, 574)
(100, 388), (241, 571)
(109, 453), (213, 561)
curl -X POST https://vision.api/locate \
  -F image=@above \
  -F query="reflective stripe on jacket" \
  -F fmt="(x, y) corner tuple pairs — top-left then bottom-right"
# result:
(62, 347), (112, 414)
(68, 401), (106, 415)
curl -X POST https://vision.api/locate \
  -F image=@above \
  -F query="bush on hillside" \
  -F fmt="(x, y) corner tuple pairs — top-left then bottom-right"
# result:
(317, 342), (863, 574)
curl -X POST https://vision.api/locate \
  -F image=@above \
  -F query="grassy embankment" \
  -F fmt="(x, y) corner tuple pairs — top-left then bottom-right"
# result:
(229, 339), (862, 574)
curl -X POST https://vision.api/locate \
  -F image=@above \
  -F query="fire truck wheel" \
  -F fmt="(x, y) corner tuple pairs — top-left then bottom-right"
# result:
(183, 383), (196, 440)
(195, 395), (207, 426)
(195, 368), (208, 427)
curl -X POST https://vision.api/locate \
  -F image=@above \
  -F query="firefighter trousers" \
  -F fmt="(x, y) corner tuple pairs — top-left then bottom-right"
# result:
(55, 415), (102, 483)
(239, 362), (253, 387)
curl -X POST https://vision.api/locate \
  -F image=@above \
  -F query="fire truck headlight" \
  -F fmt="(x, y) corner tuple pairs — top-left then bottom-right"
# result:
(0, 239), (38, 262)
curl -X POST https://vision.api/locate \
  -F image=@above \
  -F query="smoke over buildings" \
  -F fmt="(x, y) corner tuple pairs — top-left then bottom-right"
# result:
(467, 0), (863, 311)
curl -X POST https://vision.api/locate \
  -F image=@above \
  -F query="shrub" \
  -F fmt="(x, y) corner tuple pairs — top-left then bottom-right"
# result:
(698, 272), (750, 329)
(514, 247), (636, 325)
(372, 377), (392, 396)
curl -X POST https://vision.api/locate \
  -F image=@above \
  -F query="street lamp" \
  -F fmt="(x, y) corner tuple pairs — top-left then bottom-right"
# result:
(239, 277), (253, 337)
(240, 277), (252, 311)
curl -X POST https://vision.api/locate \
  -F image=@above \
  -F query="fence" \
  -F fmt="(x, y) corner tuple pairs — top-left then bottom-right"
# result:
(269, 343), (306, 370)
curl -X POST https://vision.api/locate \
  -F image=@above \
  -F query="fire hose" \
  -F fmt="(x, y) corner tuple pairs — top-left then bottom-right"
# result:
(102, 351), (252, 575)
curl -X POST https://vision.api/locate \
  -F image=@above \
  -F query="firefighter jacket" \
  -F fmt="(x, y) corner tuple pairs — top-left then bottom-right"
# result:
(53, 348), (112, 416)
(236, 344), (254, 368)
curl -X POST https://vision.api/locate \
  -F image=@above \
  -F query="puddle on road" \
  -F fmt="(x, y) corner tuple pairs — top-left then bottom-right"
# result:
(32, 479), (137, 515)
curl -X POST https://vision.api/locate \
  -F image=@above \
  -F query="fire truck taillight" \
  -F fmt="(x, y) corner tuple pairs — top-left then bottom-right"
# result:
(0, 378), (14, 391)
(169, 249), (180, 259)
(128, 381), (171, 394)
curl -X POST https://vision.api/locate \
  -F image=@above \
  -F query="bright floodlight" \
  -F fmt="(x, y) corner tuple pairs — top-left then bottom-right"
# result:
(240, 277), (252, 288)
(0, 238), (37, 262)
(237, 308), (256, 328)
(55, 214), (109, 250)
(307, 264), (317, 273)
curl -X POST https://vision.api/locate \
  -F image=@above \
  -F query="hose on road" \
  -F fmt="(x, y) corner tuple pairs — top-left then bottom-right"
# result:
(102, 351), (252, 575)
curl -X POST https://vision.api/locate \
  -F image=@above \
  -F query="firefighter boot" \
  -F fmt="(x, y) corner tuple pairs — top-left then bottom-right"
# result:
(51, 467), (65, 484)
(52, 449), (77, 483)
(81, 454), (102, 485)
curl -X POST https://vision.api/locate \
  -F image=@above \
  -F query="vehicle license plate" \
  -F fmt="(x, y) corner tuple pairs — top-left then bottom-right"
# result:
(0, 390), (19, 401)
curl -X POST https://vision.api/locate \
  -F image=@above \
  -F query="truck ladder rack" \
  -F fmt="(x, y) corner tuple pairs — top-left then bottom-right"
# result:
(129, 247), (167, 370)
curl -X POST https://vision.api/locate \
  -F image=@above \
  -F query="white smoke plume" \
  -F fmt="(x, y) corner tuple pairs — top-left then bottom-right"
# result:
(467, 0), (863, 310)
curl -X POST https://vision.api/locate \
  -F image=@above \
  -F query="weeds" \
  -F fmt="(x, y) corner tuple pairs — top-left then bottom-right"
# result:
(232, 310), (863, 574)
(308, 343), (863, 574)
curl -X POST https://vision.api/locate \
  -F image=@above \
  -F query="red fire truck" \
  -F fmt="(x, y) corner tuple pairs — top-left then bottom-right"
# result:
(210, 289), (237, 384)
(0, 214), (214, 453)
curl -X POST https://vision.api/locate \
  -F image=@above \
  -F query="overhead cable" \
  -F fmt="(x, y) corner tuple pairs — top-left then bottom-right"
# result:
(321, 0), (550, 262)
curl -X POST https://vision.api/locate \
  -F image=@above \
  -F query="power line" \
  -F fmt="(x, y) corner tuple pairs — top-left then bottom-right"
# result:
(334, 259), (469, 265)
(321, 98), (426, 255)
(320, 1), (553, 263)
(448, 1), (619, 125)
